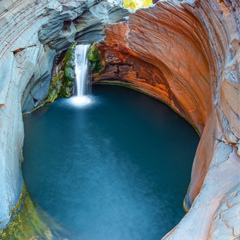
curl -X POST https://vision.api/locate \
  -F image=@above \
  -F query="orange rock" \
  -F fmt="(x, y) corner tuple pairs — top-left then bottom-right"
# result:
(94, 0), (240, 239)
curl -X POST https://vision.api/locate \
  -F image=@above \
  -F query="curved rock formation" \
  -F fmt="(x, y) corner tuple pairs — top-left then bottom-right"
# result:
(0, 0), (239, 239)
(0, 0), (127, 230)
(93, 0), (240, 239)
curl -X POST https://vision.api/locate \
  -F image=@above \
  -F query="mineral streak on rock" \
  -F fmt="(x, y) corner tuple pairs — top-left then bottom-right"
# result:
(93, 0), (240, 239)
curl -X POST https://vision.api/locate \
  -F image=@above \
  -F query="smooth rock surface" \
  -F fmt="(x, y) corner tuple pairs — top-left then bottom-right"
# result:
(93, 0), (240, 239)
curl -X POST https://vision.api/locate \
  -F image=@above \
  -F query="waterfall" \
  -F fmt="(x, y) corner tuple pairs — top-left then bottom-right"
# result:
(75, 44), (90, 96)
(72, 44), (92, 106)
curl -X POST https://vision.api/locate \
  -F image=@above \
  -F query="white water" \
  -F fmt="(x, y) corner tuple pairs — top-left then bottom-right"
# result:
(72, 44), (92, 106)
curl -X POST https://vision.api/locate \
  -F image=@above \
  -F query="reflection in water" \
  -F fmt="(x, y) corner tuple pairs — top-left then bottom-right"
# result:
(22, 85), (199, 240)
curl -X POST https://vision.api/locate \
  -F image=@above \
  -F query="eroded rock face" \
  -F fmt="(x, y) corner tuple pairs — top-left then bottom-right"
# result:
(93, 0), (240, 239)
(95, 3), (212, 132)
(0, 0), (127, 230)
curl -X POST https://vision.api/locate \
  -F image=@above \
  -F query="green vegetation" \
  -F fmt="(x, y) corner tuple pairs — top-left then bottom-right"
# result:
(87, 44), (101, 62)
(25, 43), (77, 114)
(87, 43), (103, 73)
(0, 188), (68, 240)
(123, 0), (153, 10)
(44, 43), (76, 104)
(44, 70), (65, 103)
(63, 44), (76, 88)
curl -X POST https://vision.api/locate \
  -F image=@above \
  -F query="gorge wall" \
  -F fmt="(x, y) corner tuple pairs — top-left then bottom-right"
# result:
(0, 0), (239, 239)
(93, 1), (240, 239)
(0, 0), (127, 230)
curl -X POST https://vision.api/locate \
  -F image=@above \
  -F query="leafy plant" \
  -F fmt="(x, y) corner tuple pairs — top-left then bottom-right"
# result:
(123, 0), (152, 10)
(87, 43), (104, 73)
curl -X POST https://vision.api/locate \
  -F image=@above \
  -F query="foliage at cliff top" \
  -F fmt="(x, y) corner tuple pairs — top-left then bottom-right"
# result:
(123, 0), (153, 9)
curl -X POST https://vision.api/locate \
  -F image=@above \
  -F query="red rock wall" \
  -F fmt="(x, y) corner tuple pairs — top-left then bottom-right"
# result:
(95, 0), (213, 201)
(93, 1), (240, 238)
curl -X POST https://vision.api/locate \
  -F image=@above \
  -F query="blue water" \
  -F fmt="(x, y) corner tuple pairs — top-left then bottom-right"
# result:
(22, 85), (199, 240)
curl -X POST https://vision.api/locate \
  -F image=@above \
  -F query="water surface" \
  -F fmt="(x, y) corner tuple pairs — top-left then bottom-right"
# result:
(22, 85), (199, 240)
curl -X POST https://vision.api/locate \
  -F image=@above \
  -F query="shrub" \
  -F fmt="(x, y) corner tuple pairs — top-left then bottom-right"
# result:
(123, 0), (152, 10)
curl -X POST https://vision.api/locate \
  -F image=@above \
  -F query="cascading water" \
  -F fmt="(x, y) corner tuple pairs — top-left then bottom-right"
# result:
(71, 44), (92, 106)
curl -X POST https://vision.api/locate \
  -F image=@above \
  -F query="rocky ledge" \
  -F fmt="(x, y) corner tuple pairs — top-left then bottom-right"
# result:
(93, 0), (240, 239)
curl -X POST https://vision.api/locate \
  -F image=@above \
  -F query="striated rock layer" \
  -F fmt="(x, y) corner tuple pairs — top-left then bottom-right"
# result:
(0, 0), (128, 230)
(93, 0), (240, 239)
